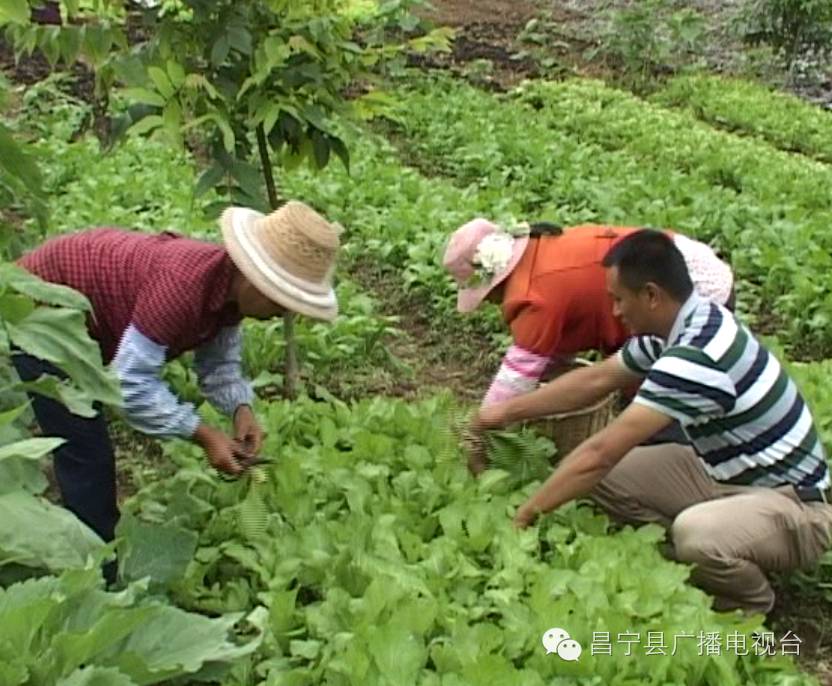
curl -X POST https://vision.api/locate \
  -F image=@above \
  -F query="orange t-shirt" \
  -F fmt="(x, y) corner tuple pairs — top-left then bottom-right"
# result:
(502, 225), (659, 357)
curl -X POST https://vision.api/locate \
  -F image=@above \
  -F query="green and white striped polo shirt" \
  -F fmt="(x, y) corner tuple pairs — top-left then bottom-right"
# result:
(619, 294), (829, 489)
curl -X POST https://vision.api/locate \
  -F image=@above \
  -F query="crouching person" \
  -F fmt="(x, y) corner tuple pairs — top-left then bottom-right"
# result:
(474, 229), (832, 615)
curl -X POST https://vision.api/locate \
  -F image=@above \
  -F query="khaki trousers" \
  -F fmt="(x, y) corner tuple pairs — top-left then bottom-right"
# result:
(589, 444), (832, 614)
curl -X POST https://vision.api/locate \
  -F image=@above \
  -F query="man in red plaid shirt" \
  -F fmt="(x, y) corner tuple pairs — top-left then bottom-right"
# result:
(14, 202), (340, 578)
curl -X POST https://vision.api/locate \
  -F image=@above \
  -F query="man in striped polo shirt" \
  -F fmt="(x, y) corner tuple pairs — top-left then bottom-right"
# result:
(474, 229), (832, 614)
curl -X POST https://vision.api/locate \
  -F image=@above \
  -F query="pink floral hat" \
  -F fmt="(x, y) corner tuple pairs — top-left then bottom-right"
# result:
(442, 218), (530, 313)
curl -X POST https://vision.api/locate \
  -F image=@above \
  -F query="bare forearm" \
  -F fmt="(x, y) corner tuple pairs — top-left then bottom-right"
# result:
(500, 365), (611, 425)
(518, 442), (610, 519)
(514, 404), (673, 525)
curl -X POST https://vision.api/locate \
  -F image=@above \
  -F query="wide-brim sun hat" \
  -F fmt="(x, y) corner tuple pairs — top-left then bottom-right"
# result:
(221, 200), (340, 321)
(442, 218), (530, 313)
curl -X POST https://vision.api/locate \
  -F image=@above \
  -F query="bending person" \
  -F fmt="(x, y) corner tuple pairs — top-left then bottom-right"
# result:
(14, 201), (340, 576)
(473, 229), (831, 615)
(444, 220), (734, 472)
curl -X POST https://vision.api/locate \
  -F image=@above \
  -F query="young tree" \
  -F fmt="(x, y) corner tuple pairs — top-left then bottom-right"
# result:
(1, 0), (451, 396)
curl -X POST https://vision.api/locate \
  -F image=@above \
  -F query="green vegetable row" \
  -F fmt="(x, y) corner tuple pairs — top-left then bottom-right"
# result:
(377, 74), (832, 356)
(122, 394), (810, 685)
(652, 74), (832, 164)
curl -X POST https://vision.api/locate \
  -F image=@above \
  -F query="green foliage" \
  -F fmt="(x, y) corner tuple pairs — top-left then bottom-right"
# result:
(373, 73), (832, 355)
(587, 0), (707, 91)
(1, 0), (129, 146)
(1, 0), (452, 206)
(160, 277), (404, 403)
(277, 127), (520, 336)
(121, 0), (362, 204)
(121, 394), (813, 685)
(0, 491), (105, 577)
(0, 121), (47, 246)
(788, 357), (832, 452)
(0, 74), (47, 259)
(653, 74), (832, 163)
(115, 512), (198, 588)
(115, 0), (448, 207)
(0, 263), (122, 415)
(13, 76), (222, 235)
(485, 428), (554, 489)
(738, 0), (832, 66)
(0, 566), (261, 685)
(1, 0), (128, 83)
(242, 278), (401, 385)
(512, 13), (572, 78)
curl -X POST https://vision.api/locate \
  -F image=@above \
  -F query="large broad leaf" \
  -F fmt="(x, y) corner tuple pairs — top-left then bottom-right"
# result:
(0, 661), (27, 685)
(0, 403), (27, 427)
(0, 568), (259, 684)
(0, 570), (152, 681)
(0, 264), (89, 311)
(17, 375), (102, 418)
(0, 491), (104, 571)
(0, 575), (62, 672)
(58, 667), (138, 686)
(7, 307), (122, 408)
(0, 437), (64, 461)
(0, 124), (46, 225)
(0, 123), (42, 190)
(0, 0), (30, 25)
(100, 606), (262, 684)
(47, 606), (160, 680)
(367, 623), (426, 684)
(116, 513), (198, 587)
(0, 456), (48, 495)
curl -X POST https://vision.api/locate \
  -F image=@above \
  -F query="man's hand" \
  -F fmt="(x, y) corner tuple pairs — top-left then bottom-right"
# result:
(508, 404), (673, 526)
(193, 423), (246, 476)
(233, 404), (264, 457)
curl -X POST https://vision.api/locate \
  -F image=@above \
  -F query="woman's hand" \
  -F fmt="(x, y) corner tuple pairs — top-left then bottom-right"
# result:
(462, 426), (488, 476)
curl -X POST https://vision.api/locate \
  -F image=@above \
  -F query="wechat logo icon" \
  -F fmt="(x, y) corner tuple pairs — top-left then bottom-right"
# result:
(542, 627), (582, 662)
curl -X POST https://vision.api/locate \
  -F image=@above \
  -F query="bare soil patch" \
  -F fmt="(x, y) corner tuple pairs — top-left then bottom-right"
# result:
(349, 261), (496, 404)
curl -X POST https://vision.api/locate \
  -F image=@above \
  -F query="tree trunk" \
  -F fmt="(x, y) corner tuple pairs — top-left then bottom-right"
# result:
(255, 125), (298, 399)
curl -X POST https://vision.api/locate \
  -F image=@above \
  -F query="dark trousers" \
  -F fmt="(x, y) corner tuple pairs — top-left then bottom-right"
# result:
(12, 352), (119, 580)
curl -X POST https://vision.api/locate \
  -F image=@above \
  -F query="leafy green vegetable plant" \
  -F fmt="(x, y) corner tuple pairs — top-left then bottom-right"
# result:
(652, 74), (832, 163)
(121, 394), (816, 685)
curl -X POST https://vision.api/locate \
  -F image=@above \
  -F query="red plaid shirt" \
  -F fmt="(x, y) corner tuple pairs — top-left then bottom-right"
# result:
(18, 228), (242, 363)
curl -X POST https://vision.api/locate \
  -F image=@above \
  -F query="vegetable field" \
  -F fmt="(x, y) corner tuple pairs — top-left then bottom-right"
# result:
(2, 0), (832, 684)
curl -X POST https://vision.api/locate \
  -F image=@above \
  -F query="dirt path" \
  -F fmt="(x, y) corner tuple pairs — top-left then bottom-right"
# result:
(414, 0), (586, 87)
(420, 0), (832, 104)
(349, 264), (496, 405)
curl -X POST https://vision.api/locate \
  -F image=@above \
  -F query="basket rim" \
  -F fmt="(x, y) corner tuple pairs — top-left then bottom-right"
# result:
(534, 357), (618, 421)
(535, 392), (617, 421)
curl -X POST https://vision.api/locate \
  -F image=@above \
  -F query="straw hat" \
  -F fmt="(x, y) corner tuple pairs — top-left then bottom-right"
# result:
(220, 201), (340, 321)
(442, 218), (530, 313)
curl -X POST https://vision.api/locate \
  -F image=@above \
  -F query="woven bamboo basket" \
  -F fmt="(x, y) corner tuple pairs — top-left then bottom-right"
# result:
(526, 358), (619, 460)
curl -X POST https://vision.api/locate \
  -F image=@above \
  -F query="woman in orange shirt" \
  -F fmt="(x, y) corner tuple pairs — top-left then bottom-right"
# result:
(443, 218), (734, 466)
